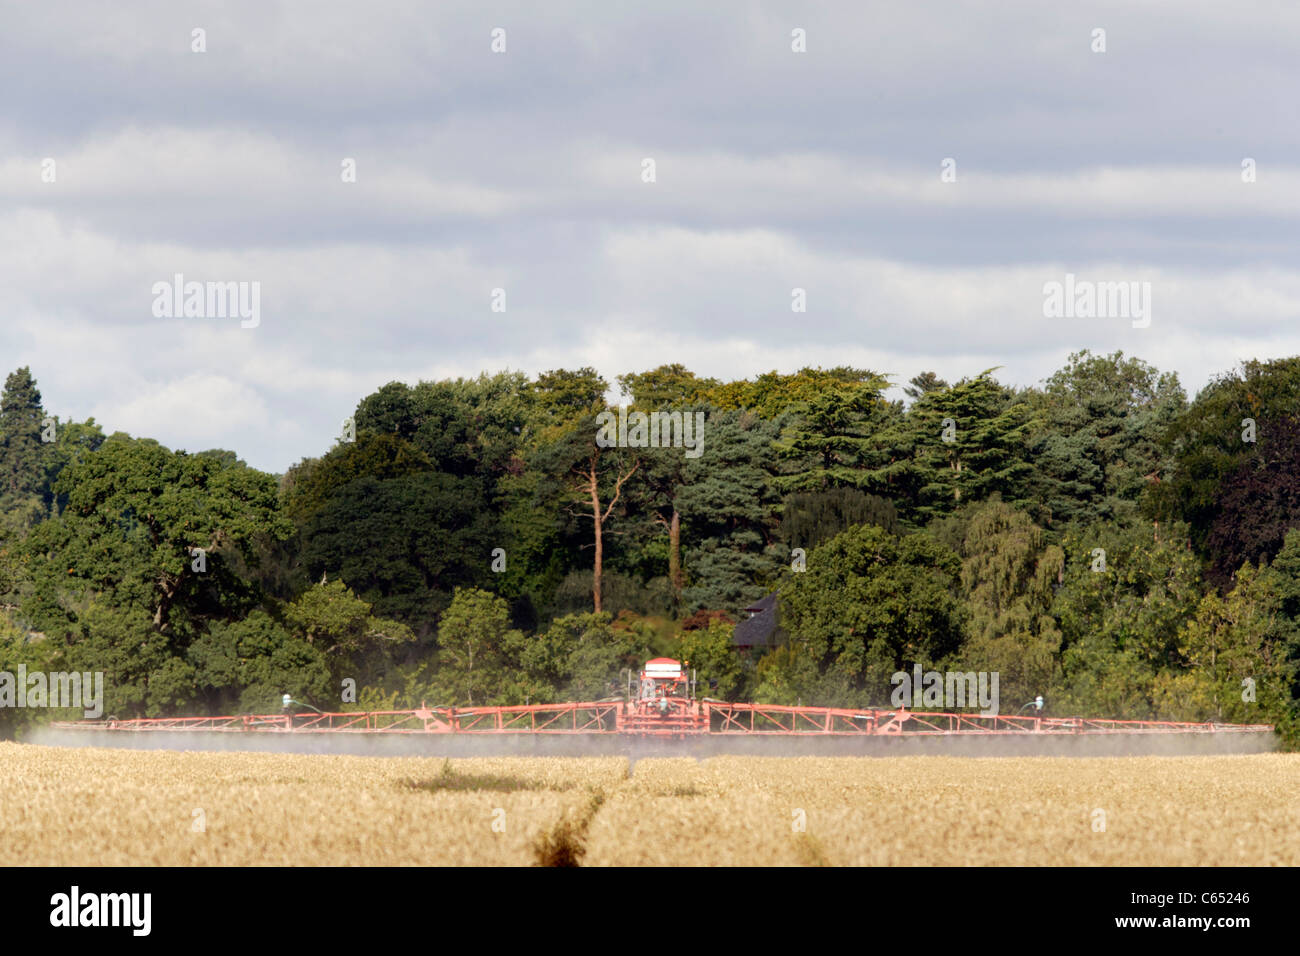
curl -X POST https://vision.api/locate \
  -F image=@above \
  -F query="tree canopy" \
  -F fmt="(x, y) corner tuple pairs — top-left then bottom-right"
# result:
(0, 351), (1296, 744)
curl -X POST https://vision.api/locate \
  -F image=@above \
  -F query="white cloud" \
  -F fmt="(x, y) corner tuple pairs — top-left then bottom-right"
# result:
(91, 373), (271, 451)
(2, 0), (1299, 470)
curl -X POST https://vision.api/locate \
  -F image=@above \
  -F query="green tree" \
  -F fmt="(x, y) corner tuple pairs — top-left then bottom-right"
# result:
(1151, 356), (1300, 552)
(1154, 562), (1295, 732)
(779, 487), (899, 551)
(772, 525), (967, 706)
(188, 609), (332, 713)
(617, 364), (719, 408)
(890, 371), (1034, 523)
(1204, 413), (1300, 586)
(532, 368), (609, 423)
(283, 578), (413, 666)
(677, 618), (745, 699)
(354, 380), (477, 476)
(1025, 350), (1184, 530)
(773, 378), (898, 494)
(677, 409), (784, 612)
(903, 371), (948, 401)
(616, 373), (714, 605)
(282, 433), (432, 524)
(431, 587), (520, 705)
(703, 367), (884, 419)
(1261, 528), (1300, 724)
(1052, 519), (1203, 717)
(508, 611), (651, 703)
(955, 499), (1064, 706)
(534, 408), (640, 614)
(295, 470), (495, 631)
(39, 417), (106, 517)
(31, 438), (291, 634)
(0, 617), (55, 738)
(0, 367), (48, 530)
(67, 601), (193, 717)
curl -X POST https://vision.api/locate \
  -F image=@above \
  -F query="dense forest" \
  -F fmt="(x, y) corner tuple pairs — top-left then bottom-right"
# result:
(1, 352), (1298, 741)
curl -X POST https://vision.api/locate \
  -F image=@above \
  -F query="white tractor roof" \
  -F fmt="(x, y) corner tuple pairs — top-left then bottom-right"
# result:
(643, 658), (683, 678)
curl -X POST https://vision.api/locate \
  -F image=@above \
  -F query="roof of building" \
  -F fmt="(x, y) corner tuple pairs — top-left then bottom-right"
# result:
(733, 592), (780, 649)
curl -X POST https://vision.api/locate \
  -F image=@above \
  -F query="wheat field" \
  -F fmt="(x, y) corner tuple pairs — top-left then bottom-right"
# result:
(3, 742), (1297, 866)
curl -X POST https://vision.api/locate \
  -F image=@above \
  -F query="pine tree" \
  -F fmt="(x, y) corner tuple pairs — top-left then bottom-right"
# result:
(1025, 350), (1185, 530)
(773, 377), (895, 493)
(0, 367), (45, 493)
(894, 371), (1034, 523)
(779, 487), (899, 550)
(678, 410), (784, 612)
(0, 367), (48, 529)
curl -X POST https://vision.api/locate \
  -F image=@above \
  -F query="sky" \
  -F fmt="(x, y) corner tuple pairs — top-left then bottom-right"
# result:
(2, 1), (1298, 473)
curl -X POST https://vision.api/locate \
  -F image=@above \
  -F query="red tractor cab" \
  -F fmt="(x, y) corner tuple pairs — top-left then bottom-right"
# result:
(620, 657), (708, 735)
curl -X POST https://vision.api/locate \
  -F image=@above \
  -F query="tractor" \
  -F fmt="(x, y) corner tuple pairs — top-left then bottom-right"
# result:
(619, 657), (709, 735)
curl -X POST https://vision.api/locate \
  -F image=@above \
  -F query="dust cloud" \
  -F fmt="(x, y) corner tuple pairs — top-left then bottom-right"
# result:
(26, 727), (1277, 759)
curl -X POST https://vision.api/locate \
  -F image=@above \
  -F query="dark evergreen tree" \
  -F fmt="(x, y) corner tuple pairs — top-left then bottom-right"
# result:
(677, 410), (783, 613)
(1025, 350), (1185, 530)
(0, 367), (48, 529)
(779, 487), (899, 551)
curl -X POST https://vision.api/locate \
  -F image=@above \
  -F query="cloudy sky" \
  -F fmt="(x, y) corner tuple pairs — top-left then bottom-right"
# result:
(3, 1), (1298, 472)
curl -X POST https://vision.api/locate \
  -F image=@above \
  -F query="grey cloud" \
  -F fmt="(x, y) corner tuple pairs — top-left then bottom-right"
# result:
(1, 0), (1297, 471)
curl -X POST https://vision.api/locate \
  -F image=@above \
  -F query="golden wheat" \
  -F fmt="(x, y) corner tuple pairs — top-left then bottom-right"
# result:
(0, 743), (623, 866)
(582, 754), (1300, 866)
(4, 743), (1297, 866)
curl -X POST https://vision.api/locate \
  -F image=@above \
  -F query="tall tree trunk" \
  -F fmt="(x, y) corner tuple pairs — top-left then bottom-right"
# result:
(579, 453), (639, 615)
(669, 509), (682, 592)
(591, 467), (604, 613)
(467, 644), (474, 706)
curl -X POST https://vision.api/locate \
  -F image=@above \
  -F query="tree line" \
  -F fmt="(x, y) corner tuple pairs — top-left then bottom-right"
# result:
(1, 352), (1297, 741)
